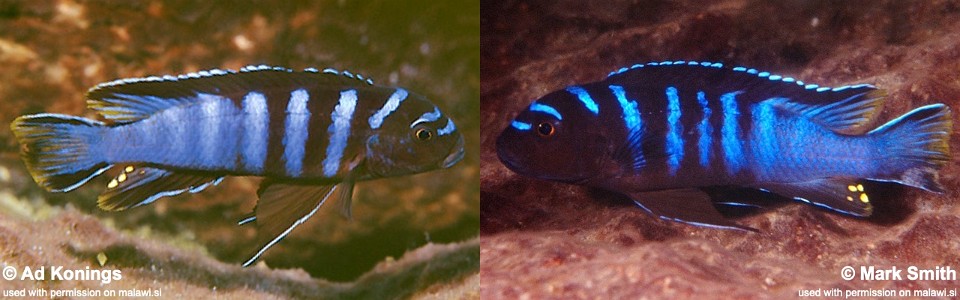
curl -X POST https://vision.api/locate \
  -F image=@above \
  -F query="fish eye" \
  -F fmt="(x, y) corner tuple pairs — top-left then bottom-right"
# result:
(536, 122), (555, 137)
(415, 128), (433, 141)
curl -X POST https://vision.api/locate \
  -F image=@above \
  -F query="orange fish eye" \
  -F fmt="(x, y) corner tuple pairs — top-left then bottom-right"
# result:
(415, 128), (433, 141)
(536, 122), (555, 137)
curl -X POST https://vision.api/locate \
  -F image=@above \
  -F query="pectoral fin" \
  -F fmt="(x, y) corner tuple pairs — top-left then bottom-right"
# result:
(337, 179), (356, 220)
(627, 188), (756, 231)
(335, 154), (365, 220)
(752, 178), (873, 217)
(241, 181), (335, 267)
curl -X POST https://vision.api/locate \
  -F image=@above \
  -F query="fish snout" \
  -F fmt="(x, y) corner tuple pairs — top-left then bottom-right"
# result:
(441, 135), (465, 168)
(495, 132), (524, 174)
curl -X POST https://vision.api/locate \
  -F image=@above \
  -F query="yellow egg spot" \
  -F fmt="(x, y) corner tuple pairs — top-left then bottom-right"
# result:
(97, 252), (108, 266)
(117, 173), (127, 182)
(846, 196), (853, 201)
(860, 193), (869, 203)
(125, 166), (134, 173)
(847, 185), (857, 192)
(107, 179), (118, 189)
(856, 184), (864, 192)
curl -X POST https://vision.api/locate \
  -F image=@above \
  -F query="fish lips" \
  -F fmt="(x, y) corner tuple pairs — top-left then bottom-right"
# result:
(441, 135), (465, 168)
(495, 131), (526, 175)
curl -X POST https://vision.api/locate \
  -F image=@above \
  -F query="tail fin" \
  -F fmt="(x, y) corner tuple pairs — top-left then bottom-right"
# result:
(868, 104), (952, 192)
(10, 113), (111, 192)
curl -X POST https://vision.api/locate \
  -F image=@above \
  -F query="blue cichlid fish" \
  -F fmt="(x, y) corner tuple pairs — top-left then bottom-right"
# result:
(12, 65), (464, 266)
(497, 60), (951, 230)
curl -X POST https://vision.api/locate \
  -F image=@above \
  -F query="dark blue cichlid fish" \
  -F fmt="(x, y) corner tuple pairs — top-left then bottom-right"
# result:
(11, 65), (464, 266)
(497, 60), (951, 230)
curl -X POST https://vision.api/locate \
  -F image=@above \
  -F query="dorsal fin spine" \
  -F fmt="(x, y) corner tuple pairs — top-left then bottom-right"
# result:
(91, 66), (376, 92)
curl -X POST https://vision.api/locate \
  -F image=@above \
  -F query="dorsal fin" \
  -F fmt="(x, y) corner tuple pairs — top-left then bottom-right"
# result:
(767, 88), (886, 134)
(604, 61), (887, 134)
(86, 66), (376, 124)
(312, 67), (375, 85)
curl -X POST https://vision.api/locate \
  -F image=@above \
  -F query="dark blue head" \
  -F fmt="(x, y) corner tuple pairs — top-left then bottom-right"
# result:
(496, 87), (612, 183)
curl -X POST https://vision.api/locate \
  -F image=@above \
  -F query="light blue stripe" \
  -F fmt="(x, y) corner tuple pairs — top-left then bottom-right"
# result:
(721, 91), (744, 174)
(369, 88), (407, 129)
(665, 86), (683, 175)
(242, 91), (268, 172)
(696, 91), (712, 168)
(437, 119), (456, 136)
(530, 103), (563, 120)
(198, 95), (222, 167)
(282, 89), (311, 177)
(511, 121), (532, 131)
(323, 90), (358, 177)
(609, 85), (644, 168)
(566, 86), (599, 115)
(411, 107), (441, 128)
(751, 100), (779, 176)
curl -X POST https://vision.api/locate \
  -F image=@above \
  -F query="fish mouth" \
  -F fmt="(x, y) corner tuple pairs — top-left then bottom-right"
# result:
(495, 131), (523, 174)
(441, 137), (465, 168)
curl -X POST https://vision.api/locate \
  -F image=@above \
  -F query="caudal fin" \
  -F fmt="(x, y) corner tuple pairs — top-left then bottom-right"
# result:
(10, 113), (111, 192)
(868, 104), (951, 192)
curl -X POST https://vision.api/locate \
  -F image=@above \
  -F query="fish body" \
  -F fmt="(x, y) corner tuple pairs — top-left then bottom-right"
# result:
(12, 65), (464, 265)
(497, 60), (951, 230)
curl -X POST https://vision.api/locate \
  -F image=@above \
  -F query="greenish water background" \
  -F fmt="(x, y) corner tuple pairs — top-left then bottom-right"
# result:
(0, 0), (478, 284)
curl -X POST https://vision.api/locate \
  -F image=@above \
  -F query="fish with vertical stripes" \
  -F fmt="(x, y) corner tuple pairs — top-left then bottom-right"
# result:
(497, 60), (951, 230)
(11, 65), (465, 266)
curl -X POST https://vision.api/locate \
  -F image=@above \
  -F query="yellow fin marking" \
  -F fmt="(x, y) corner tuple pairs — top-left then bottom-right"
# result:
(107, 179), (118, 189)
(846, 196), (853, 201)
(856, 184), (864, 192)
(859, 193), (869, 203)
(97, 252), (108, 266)
(117, 173), (127, 183)
(124, 166), (134, 172)
(847, 185), (857, 192)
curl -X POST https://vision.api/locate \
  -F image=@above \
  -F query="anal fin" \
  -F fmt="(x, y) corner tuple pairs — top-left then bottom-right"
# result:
(627, 188), (755, 231)
(752, 178), (873, 217)
(97, 166), (223, 211)
(242, 181), (336, 267)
